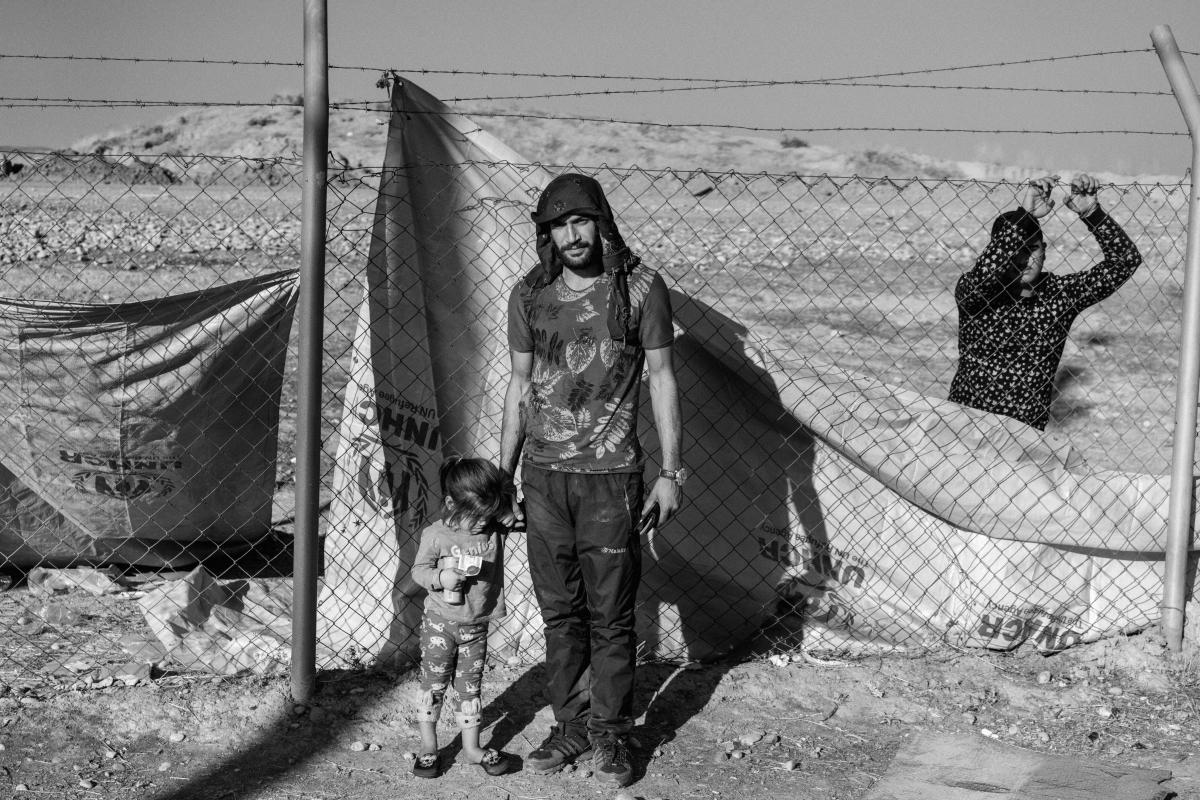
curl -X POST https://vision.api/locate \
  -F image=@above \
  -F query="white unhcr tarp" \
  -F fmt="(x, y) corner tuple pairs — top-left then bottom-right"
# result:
(646, 296), (1182, 658)
(322, 77), (1194, 667)
(0, 271), (299, 568)
(318, 79), (551, 667)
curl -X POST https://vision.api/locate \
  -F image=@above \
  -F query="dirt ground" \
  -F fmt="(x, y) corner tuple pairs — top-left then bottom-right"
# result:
(0, 591), (1198, 800)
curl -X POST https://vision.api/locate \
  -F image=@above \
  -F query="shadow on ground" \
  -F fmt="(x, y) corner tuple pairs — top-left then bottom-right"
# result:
(149, 644), (758, 799)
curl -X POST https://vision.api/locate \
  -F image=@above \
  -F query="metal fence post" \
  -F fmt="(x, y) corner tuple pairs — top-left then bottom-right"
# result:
(293, 0), (329, 702)
(1152, 24), (1200, 654)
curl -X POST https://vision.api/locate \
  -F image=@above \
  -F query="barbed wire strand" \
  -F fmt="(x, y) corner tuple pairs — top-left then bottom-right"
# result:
(3, 147), (1190, 188)
(0, 47), (1192, 86)
(0, 49), (1184, 116)
(2, 71), (1177, 113)
(785, 80), (1170, 96)
(440, 81), (1172, 103)
(0, 74), (1176, 113)
(0, 97), (1184, 137)
(0, 97), (300, 108)
(398, 48), (1191, 84)
(346, 104), (1187, 137)
(1, 147), (304, 163)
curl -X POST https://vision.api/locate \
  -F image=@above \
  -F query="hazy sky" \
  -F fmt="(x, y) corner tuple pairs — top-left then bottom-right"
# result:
(3, 0), (1199, 176)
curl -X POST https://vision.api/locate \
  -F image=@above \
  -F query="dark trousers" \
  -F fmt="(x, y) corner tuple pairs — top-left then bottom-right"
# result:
(522, 465), (643, 739)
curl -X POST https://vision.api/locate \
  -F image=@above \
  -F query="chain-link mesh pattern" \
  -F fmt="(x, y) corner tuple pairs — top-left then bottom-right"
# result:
(0, 151), (303, 681)
(322, 162), (1190, 664)
(0, 150), (1192, 679)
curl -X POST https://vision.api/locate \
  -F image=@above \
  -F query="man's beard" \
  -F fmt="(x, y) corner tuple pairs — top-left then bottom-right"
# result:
(557, 240), (598, 268)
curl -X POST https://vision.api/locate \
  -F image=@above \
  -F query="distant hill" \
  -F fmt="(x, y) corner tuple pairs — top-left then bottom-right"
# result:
(48, 95), (1183, 185)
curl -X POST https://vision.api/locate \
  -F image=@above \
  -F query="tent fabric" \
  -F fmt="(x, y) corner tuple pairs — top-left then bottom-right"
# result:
(320, 76), (1193, 667)
(139, 566), (292, 676)
(317, 79), (551, 667)
(642, 296), (1171, 658)
(0, 270), (298, 568)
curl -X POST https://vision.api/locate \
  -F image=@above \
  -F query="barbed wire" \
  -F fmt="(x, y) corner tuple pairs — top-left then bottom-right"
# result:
(0, 47), (1188, 86)
(0, 53), (310, 69)
(345, 105), (1189, 137)
(791, 81), (1170, 96)
(0, 48), (1185, 117)
(3, 75), (1173, 114)
(0, 97), (301, 109)
(440, 80), (1171, 103)
(2, 47), (1190, 143)
(0, 96), (1184, 138)
(398, 48), (1192, 83)
(0, 147), (304, 163)
(1, 77), (1174, 113)
(3, 147), (1185, 187)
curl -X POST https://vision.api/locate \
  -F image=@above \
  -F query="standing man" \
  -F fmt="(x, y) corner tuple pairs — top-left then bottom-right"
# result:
(500, 172), (683, 788)
(950, 174), (1142, 430)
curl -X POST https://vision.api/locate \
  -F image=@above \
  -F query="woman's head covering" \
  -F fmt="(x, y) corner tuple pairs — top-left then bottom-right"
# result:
(971, 207), (1046, 296)
(523, 173), (641, 339)
(989, 208), (1045, 255)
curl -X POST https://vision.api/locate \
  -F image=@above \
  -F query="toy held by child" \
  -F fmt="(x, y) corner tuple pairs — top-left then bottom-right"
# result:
(408, 456), (514, 778)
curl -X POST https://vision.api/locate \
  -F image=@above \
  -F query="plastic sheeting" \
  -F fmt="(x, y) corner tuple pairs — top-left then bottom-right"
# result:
(321, 76), (1196, 667)
(318, 79), (548, 667)
(138, 566), (292, 676)
(0, 270), (298, 567)
(643, 296), (1185, 658)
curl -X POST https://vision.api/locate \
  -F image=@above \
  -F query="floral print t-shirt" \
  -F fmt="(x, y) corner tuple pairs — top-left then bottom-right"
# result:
(507, 267), (674, 472)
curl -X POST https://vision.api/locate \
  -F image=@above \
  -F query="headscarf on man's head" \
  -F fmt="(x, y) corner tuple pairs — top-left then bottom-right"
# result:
(523, 172), (641, 339)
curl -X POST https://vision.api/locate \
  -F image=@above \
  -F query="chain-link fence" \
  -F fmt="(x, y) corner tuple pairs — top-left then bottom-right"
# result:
(318, 159), (1194, 665)
(0, 148), (1193, 681)
(0, 151), (308, 682)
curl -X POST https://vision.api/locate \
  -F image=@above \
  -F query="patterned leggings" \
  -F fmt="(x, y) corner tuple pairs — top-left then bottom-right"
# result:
(415, 612), (490, 723)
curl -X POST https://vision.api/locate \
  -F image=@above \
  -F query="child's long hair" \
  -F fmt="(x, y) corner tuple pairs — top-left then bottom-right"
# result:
(439, 456), (514, 530)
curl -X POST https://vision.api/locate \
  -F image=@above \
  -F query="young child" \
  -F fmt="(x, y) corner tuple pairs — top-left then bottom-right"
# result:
(408, 456), (513, 778)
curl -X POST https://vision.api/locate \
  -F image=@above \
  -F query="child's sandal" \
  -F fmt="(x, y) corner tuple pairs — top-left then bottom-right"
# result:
(477, 748), (510, 776)
(412, 752), (440, 778)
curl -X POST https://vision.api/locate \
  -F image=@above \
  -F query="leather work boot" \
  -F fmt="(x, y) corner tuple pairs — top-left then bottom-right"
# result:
(592, 732), (633, 787)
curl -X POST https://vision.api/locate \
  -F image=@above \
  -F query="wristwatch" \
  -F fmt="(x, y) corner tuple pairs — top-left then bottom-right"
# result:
(659, 467), (688, 487)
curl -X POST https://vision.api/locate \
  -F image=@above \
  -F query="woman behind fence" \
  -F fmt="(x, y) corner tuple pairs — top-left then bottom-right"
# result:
(407, 456), (514, 779)
(950, 174), (1143, 430)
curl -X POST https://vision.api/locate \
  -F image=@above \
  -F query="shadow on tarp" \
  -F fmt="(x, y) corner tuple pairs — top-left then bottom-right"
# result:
(0, 529), (298, 587)
(632, 291), (833, 662)
(0, 531), (296, 610)
(0, 271), (299, 577)
(167, 530), (299, 581)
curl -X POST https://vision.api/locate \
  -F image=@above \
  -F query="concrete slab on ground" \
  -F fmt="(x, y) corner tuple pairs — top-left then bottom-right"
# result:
(865, 732), (1173, 800)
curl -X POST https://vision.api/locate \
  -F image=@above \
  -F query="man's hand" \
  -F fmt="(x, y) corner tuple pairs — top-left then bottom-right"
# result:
(1017, 176), (1058, 218)
(642, 476), (681, 531)
(1065, 173), (1100, 216)
(498, 494), (525, 530)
